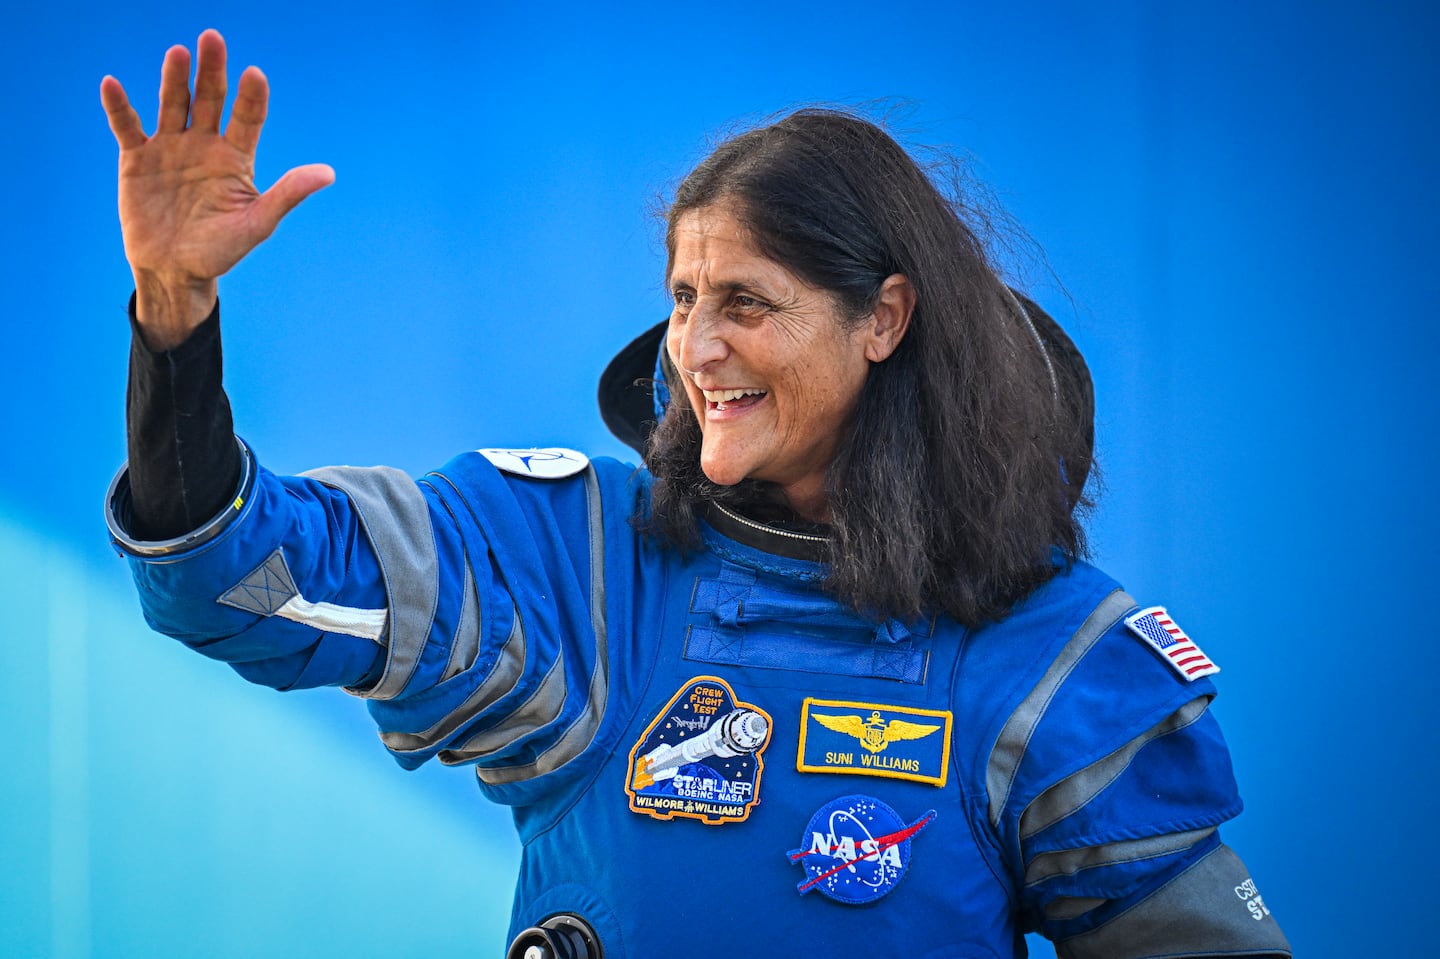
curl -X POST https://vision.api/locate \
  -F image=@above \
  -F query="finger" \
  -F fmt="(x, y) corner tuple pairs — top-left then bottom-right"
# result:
(225, 65), (269, 155)
(190, 29), (228, 134)
(249, 163), (336, 238)
(100, 75), (148, 149)
(156, 43), (192, 134)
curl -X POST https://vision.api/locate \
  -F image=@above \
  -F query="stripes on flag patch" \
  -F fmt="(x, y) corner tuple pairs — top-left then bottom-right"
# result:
(1123, 606), (1220, 681)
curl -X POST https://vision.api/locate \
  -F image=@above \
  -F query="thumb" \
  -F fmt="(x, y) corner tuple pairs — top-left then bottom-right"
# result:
(250, 163), (336, 239)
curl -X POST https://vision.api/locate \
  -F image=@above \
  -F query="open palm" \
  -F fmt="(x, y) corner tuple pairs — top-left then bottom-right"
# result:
(101, 29), (333, 347)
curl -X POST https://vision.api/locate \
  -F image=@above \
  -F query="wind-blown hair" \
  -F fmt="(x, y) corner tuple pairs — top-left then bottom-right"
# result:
(643, 109), (1093, 627)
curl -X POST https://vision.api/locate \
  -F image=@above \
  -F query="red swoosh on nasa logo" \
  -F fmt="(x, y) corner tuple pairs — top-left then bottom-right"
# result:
(790, 811), (936, 892)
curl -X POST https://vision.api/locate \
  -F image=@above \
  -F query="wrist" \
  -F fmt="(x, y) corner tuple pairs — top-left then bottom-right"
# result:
(132, 271), (218, 351)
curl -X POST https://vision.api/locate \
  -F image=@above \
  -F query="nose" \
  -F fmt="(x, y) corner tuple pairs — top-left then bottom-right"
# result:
(674, 302), (729, 374)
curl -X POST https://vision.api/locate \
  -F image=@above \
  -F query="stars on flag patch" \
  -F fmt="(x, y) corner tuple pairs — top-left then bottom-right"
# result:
(1123, 606), (1220, 681)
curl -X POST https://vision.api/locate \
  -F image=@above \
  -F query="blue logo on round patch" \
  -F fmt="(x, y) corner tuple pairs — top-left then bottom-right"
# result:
(786, 795), (936, 905)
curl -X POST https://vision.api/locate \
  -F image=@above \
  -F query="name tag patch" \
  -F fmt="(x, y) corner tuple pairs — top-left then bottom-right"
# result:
(787, 795), (936, 905)
(625, 676), (772, 825)
(797, 698), (952, 787)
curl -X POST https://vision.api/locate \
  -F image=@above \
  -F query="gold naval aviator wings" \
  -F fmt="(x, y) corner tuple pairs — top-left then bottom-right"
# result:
(797, 698), (953, 787)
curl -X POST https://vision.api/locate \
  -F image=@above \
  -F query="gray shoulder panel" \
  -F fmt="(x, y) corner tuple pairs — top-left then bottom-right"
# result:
(1019, 696), (1211, 841)
(1045, 897), (1108, 922)
(478, 465), (611, 786)
(442, 651), (568, 762)
(988, 589), (1136, 827)
(302, 465), (439, 701)
(1056, 844), (1291, 959)
(441, 561), (482, 683)
(379, 605), (527, 755)
(1027, 826), (1216, 887)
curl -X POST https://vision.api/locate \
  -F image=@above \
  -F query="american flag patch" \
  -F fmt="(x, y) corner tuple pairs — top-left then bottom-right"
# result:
(1123, 606), (1220, 681)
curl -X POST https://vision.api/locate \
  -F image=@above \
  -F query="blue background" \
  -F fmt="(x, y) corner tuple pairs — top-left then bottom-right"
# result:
(2, 1), (1435, 955)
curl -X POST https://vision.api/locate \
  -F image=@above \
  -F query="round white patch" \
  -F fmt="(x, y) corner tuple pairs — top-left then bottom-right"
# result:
(477, 447), (590, 479)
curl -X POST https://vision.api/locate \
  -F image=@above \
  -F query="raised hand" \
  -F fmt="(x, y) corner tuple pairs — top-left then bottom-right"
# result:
(100, 29), (334, 348)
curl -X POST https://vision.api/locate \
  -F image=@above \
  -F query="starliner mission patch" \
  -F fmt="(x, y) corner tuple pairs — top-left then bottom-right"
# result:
(625, 676), (772, 825)
(797, 698), (951, 787)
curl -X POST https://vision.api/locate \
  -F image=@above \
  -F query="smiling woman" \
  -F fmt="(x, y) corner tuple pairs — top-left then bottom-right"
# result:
(664, 202), (909, 517)
(643, 111), (1090, 627)
(102, 30), (1289, 959)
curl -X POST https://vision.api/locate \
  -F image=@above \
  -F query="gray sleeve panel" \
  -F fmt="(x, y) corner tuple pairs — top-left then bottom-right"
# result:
(440, 651), (568, 763)
(1026, 826), (1216, 887)
(301, 466), (439, 702)
(1045, 897), (1109, 922)
(478, 464), (610, 786)
(1056, 844), (1291, 959)
(1019, 696), (1211, 842)
(988, 589), (1136, 827)
(379, 607), (526, 755)
(441, 561), (481, 682)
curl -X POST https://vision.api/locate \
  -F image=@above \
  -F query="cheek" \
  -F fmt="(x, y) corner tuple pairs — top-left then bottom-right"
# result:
(785, 352), (852, 405)
(791, 366), (866, 432)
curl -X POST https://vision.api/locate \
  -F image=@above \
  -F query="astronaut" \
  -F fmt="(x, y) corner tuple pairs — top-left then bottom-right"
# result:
(101, 30), (1290, 959)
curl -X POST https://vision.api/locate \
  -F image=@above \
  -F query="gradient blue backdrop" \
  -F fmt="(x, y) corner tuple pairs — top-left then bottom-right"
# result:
(3, 2), (1435, 956)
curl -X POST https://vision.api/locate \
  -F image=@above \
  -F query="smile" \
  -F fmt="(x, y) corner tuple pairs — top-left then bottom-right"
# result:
(701, 388), (768, 412)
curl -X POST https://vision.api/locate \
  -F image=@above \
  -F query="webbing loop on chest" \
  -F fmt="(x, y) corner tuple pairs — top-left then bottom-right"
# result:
(686, 563), (930, 683)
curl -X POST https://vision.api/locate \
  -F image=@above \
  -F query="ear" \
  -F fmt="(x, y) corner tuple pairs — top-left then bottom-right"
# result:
(862, 273), (915, 363)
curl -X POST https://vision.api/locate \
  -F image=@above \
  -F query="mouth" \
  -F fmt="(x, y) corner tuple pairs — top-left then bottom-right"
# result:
(701, 388), (768, 413)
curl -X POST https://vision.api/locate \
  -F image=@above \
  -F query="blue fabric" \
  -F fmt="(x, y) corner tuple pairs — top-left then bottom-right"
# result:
(111, 443), (1272, 959)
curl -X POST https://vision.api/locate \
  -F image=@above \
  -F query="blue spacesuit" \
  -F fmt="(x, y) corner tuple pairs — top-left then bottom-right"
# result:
(107, 437), (1291, 958)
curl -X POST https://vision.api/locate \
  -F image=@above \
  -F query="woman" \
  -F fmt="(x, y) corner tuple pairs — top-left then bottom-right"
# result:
(102, 30), (1289, 959)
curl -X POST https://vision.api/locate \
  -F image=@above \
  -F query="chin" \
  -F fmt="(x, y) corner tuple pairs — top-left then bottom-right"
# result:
(700, 464), (743, 488)
(699, 450), (752, 488)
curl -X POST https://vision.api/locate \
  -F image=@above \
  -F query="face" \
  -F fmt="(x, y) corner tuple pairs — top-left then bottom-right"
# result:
(666, 204), (892, 520)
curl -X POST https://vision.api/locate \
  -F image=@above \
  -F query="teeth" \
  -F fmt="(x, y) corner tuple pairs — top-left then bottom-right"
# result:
(701, 388), (766, 403)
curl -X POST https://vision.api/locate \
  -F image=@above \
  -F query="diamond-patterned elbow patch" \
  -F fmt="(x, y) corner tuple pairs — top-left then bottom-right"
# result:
(218, 550), (299, 615)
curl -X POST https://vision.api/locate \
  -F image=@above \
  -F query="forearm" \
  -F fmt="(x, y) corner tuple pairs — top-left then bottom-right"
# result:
(125, 293), (242, 540)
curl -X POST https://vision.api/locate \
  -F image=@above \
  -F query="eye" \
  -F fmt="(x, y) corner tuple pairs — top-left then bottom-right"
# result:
(672, 289), (696, 311)
(731, 293), (769, 313)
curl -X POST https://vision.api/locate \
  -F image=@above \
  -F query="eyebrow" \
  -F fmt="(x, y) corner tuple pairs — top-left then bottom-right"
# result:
(669, 277), (768, 295)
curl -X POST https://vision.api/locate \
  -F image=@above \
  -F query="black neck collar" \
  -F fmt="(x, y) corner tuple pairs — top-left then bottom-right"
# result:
(702, 501), (831, 563)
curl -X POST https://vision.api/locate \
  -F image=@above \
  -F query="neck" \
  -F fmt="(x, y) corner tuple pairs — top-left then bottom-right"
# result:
(778, 477), (832, 524)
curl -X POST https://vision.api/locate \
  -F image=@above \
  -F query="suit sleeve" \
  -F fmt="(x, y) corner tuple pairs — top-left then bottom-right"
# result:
(986, 589), (1291, 958)
(107, 440), (634, 804)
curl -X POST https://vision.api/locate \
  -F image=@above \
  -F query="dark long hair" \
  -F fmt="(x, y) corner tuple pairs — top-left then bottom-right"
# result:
(644, 109), (1093, 627)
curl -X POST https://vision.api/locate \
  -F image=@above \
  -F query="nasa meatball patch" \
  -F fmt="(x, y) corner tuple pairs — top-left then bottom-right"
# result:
(625, 676), (772, 825)
(787, 795), (936, 905)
